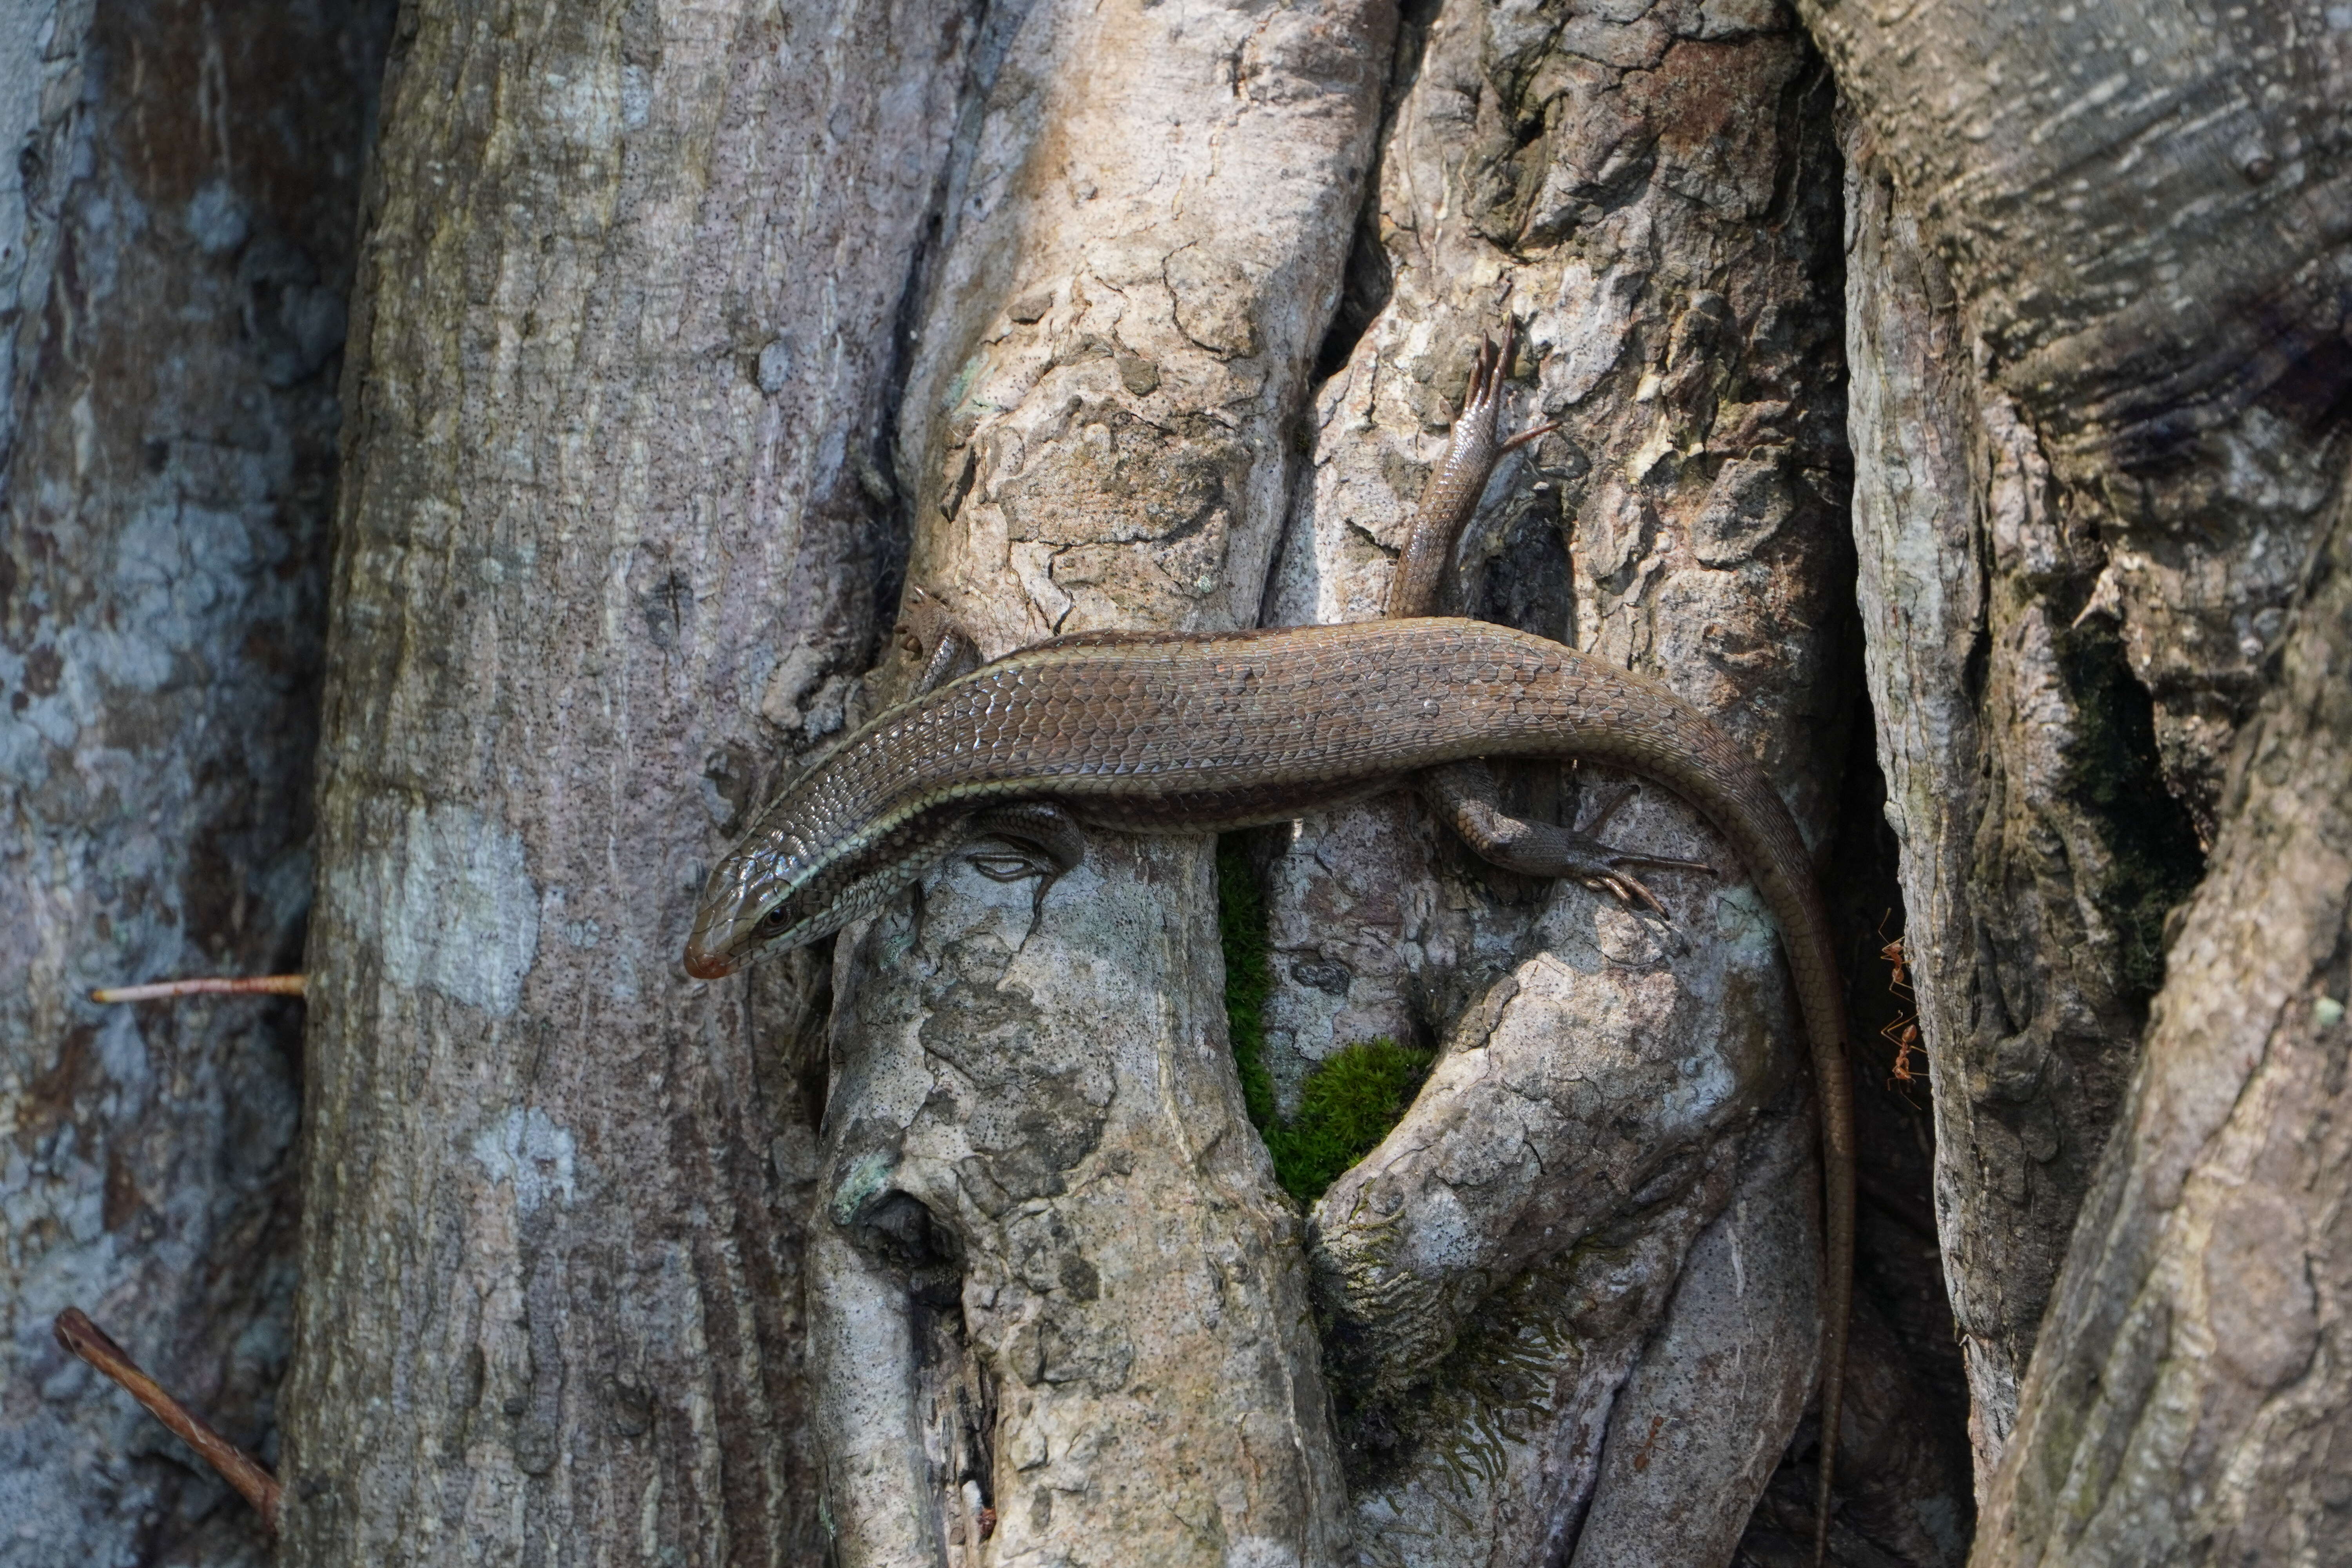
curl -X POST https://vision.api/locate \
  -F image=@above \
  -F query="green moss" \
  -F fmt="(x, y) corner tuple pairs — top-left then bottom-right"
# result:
(1265, 1038), (1435, 1203)
(1217, 839), (1434, 1203)
(1217, 838), (1276, 1131)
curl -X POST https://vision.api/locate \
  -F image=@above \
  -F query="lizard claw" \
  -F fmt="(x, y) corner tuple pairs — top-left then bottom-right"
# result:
(1476, 321), (1555, 456)
(1557, 784), (1717, 931)
(1583, 866), (1673, 920)
(1423, 764), (1714, 931)
(1498, 418), (1561, 456)
(969, 851), (1062, 930)
(1461, 334), (1507, 439)
(1543, 833), (1714, 925)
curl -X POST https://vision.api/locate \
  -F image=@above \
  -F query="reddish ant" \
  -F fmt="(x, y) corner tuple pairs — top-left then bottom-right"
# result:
(1877, 909), (1912, 998)
(1875, 911), (1924, 1099)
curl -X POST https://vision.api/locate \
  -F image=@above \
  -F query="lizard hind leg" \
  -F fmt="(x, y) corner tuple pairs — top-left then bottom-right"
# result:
(1421, 762), (1714, 920)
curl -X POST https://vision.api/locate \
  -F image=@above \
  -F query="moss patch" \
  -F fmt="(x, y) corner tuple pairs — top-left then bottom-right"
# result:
(1265, 1038), (1435, 1203)
(1216, 839), (1434, 1203)
(1217, 838), (1277, 1129)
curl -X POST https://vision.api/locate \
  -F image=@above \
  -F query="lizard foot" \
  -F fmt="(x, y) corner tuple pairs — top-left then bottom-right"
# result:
(893, 584), (981, 699)
(1467, 325), (1559, 457)
(1423, 764), (1715, 922)
(966, 802), (1086, 928)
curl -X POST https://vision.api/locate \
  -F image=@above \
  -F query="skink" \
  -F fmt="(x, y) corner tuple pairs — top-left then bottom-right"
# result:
(686, 335), (1853, 1563)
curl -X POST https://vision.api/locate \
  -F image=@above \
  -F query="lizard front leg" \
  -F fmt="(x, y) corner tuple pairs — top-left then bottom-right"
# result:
(893, 590), (1086, 916)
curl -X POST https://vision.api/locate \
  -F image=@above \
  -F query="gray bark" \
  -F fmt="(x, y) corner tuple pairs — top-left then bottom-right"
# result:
(1252, 3), (1949, 1561)
(1816, 0), (2352, 1497)
(1970, 470), (2352, 1562)
(275, 0), (975, 1557)
(1842, 128), (2183, 1475)
(16, 0), (2342, 1559)
(1811, 0), (2349, 821)
(0, 0), (383, 1561)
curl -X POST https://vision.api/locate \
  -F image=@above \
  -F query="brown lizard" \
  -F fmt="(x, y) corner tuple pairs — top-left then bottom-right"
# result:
(685, 332), (1854, 1563)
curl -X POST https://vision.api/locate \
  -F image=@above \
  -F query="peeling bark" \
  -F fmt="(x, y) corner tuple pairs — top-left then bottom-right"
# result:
(1, 1), (384, 1561)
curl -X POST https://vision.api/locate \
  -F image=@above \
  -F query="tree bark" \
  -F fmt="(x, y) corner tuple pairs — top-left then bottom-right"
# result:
(15, 0), (2347, 1561)
(1813, 0), (2351, 1486)
(1, 1), (384, 1561)
(1248, 4), (1965, 1561)
(1970, 457), (2352, 1563)
(276, 0), (974, 1557)
(806, 0), (1394, 1560)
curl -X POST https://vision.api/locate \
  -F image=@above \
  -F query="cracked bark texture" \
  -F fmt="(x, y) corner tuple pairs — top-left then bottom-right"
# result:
(1242, 0), (1963, 1560)
(1972, 454), (2352, 1563)
(1817, 0), (2352, 1490)
(806, 0), (1394, 1560)
(275, 0), (974, 1559)
(1, 1), (385, 1562)
(816, 842), (1346, 1565)
(20, 0), (2345, 1560)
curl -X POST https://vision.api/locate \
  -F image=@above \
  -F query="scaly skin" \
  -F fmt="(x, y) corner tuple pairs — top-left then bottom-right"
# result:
(685, 334), (1852, 1564)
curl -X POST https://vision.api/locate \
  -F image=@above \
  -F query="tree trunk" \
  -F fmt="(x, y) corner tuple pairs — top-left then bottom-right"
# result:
(275, 0), (975, 1557)
(805, 0), (1967, 1562)
(1973, 465), (2352, 1563)
(1809, 0), (2352, 1501)
(808, 1), (1393, 1559)
(1249, 3), (1949, 1561)
(12, 0), (2349, 1563)
(1, 1), (384, 1561)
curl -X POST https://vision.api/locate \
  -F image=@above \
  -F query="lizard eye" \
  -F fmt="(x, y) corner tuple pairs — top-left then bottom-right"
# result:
(758, 904), (793, 935)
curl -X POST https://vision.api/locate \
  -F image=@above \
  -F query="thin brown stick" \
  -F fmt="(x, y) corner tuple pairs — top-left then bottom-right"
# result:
(89, 974), (307, 1004)
(53, 1308), (282, 1531)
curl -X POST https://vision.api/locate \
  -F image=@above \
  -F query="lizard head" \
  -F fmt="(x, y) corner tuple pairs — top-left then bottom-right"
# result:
(681, 824), (833, 978)
(682, 783), (974, 978)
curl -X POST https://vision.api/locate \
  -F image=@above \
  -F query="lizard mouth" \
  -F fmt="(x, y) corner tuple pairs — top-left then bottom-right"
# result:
(681, 931), (739, 980)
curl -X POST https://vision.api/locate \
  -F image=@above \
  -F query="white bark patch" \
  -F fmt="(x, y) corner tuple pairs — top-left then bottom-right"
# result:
(1544, 261), (1637, 407)
(470, 1106), (578, 1214)
(343, 800), (541, 1014)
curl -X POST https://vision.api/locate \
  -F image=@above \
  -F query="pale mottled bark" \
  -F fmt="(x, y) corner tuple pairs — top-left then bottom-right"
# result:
(1572, 1104), (1820, 1566)
(0, 1), (383, 1560)
(818, 840), (1343, 1565)
(276, 0), (973, 1559)
(808, 0), (1394, 1558)
(1818, 0), (2352, 1494)
(1247, 0), (1916, 1559)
